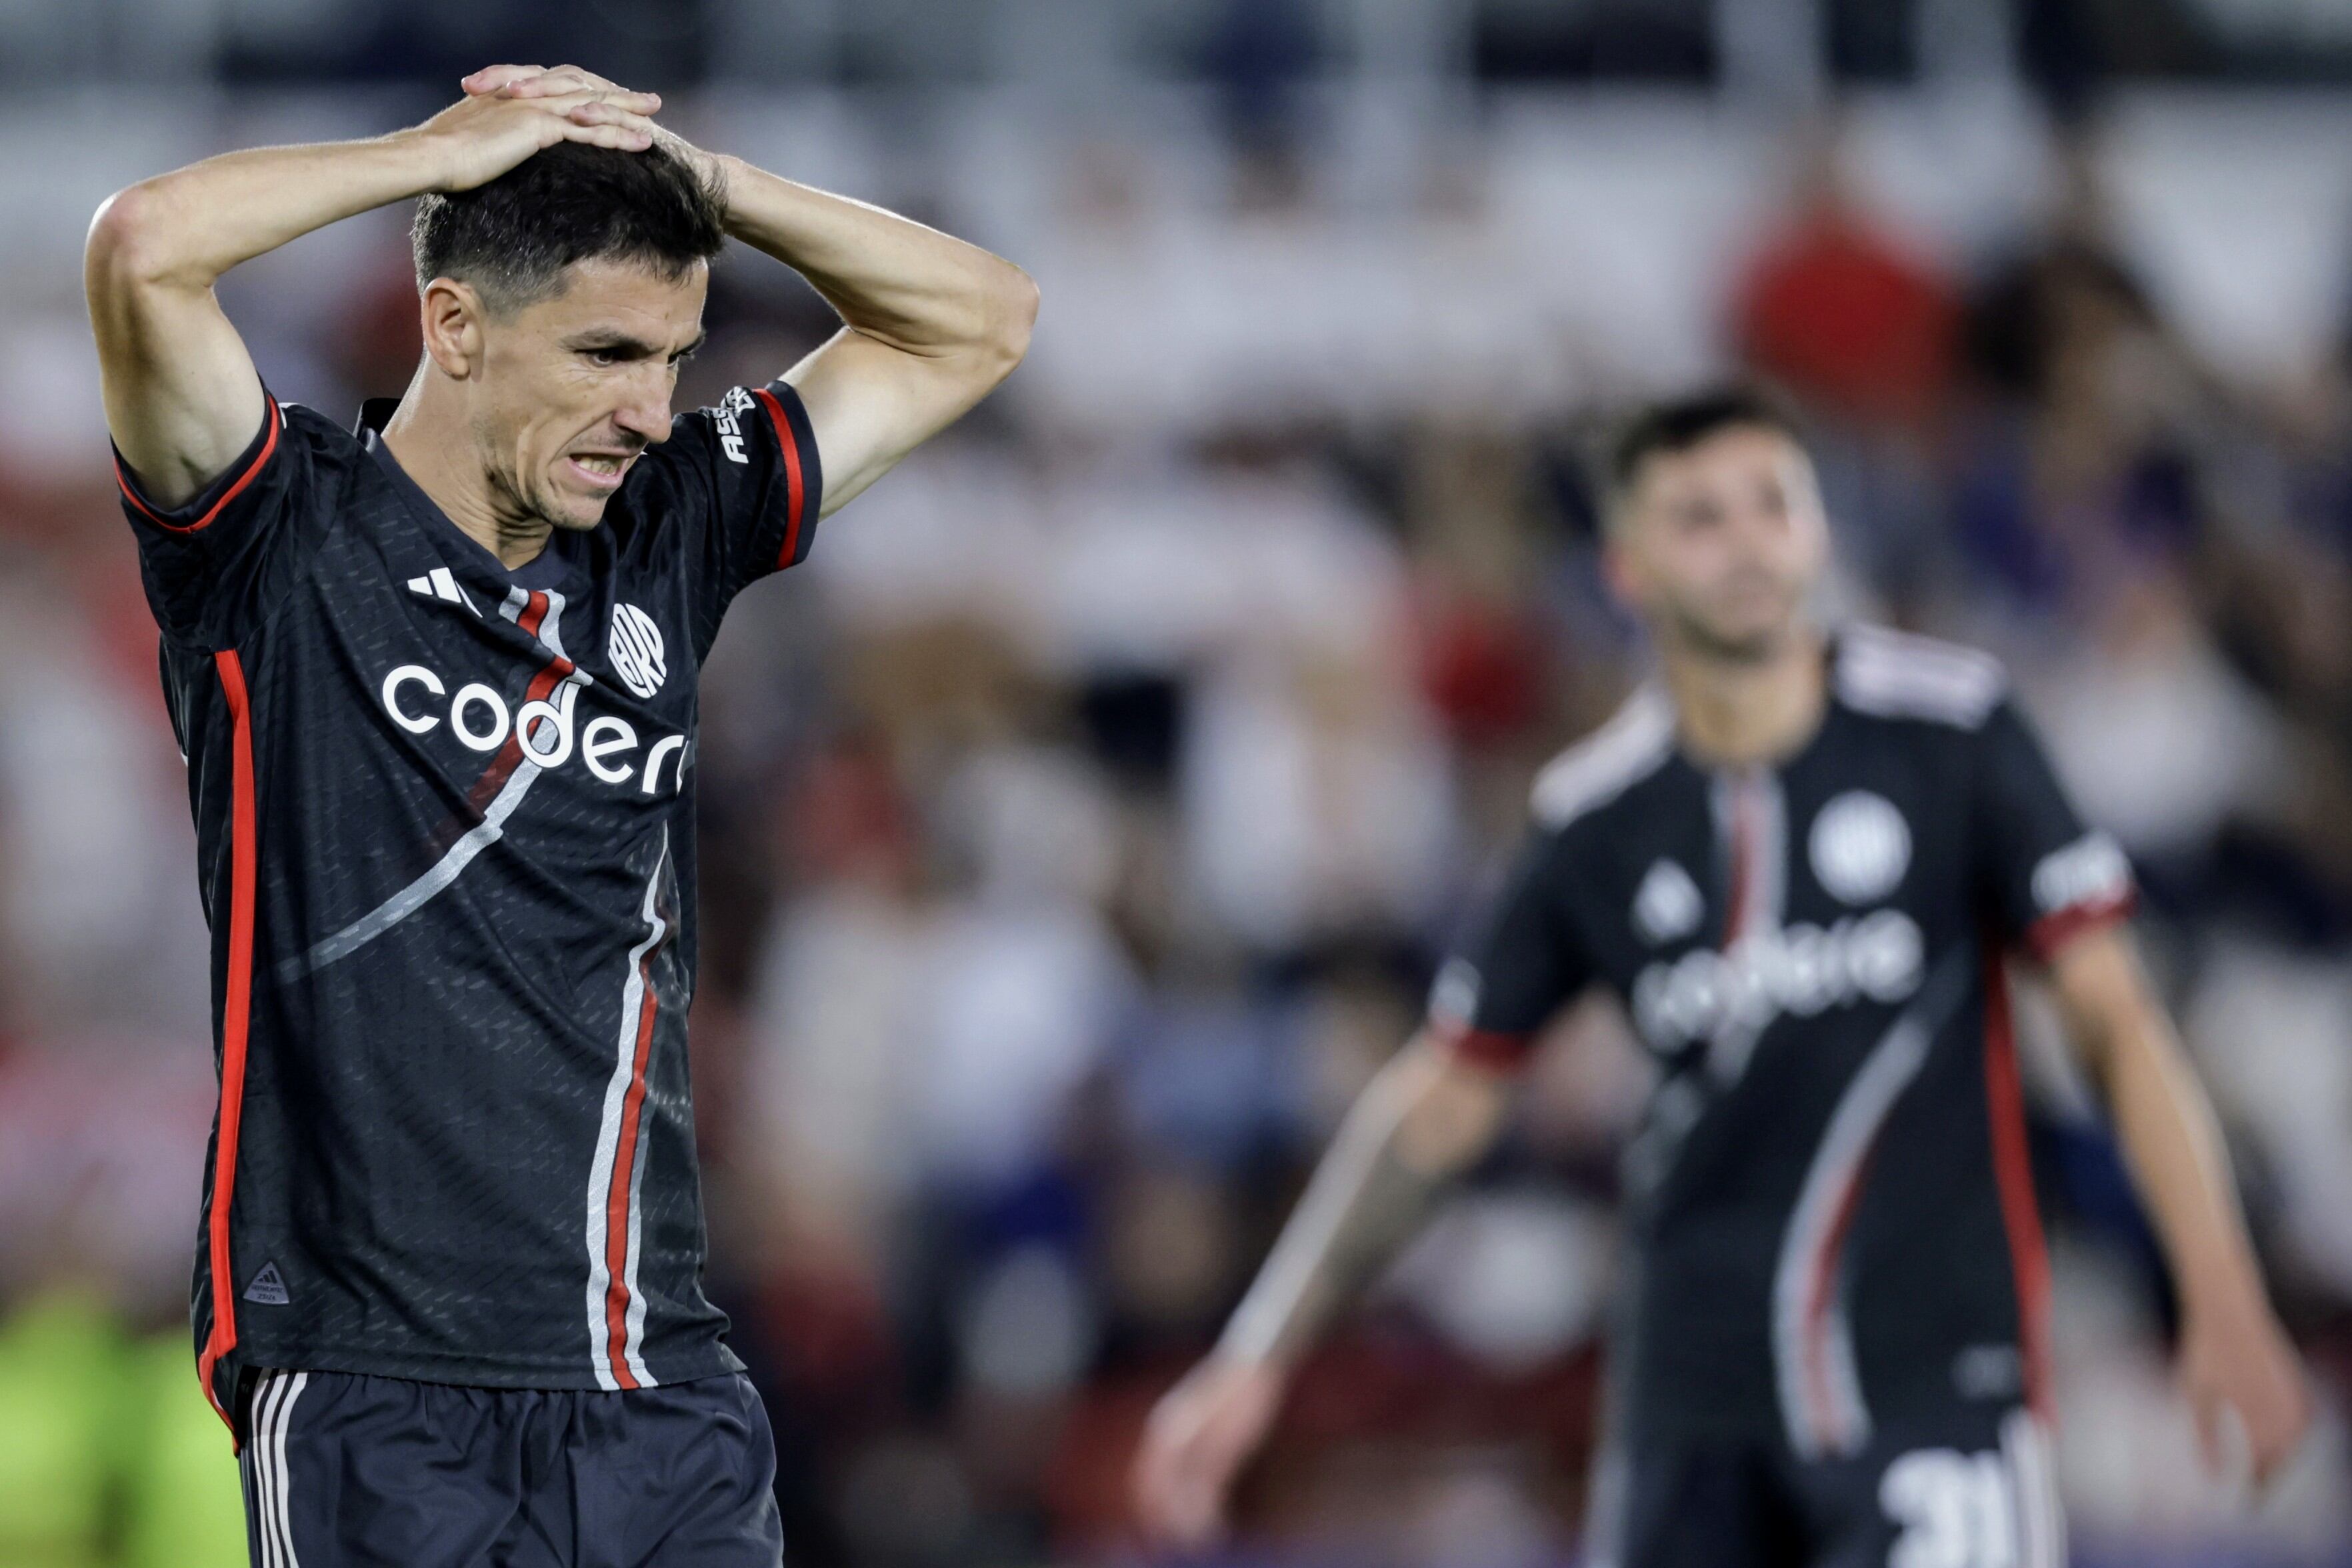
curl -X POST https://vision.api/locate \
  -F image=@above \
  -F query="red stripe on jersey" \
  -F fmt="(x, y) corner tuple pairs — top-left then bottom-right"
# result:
(1445, 1023), (1536, 1074)
(601, 971), (660, 1388)
(115, 395), (282, 535)
(463, 591), (577, 815)
(1983, 950), (2053, 1421)
(1721, 775), (1763, 946)
(197, 649), (261, 1443)
(1800, 1152), (1874, 1451)
(751, 388), (808, 571)
(2025, 893), (2133, 965)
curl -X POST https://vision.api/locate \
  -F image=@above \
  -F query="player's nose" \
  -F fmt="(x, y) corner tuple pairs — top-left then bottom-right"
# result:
(612, 379), (673, 445)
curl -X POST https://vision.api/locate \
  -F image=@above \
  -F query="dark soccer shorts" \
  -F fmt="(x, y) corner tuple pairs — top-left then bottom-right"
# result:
(234, 1367), (784, 1567)
(1589, 1405), (2065, 1568)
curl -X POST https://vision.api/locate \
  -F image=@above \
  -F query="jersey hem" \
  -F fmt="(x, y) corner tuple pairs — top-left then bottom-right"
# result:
(224, 1338), (745, 1393)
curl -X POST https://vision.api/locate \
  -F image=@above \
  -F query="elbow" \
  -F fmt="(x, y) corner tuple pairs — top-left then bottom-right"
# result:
(87, 186), (155, 281)
(86, 181), (208, 295)
(86, 183), (174, 293)
(978, 263), (1039, 381)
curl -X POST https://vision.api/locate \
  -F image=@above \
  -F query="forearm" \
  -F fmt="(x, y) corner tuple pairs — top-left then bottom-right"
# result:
(2054, 933), (2271, 1324)
(91, 134), (444, 291)
(2098, 1002), (2271, 1323)
(709, 155), (1033, 360)
(1220, 1037), (1508, 1368)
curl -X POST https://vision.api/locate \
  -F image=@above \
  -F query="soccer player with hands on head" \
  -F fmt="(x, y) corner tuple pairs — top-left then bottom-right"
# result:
(88, 63), (1032, 1566)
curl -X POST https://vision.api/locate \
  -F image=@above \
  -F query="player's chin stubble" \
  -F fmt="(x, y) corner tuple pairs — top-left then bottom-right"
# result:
(1668, 597), (1802, 665)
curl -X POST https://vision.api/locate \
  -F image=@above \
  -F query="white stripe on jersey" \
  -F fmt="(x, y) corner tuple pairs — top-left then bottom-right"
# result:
(277, 591), (583, 982)
(1770, 952), (1969, 1459)
(1771, 1011), (1930, 1459)
(585, 829), (669, 1389)
(1531, 686), (1676, 830)
(1833, 623), (2006, 730)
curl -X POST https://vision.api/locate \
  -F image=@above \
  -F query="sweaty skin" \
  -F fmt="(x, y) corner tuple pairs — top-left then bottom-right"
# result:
(1130, 421), (2313, 1550)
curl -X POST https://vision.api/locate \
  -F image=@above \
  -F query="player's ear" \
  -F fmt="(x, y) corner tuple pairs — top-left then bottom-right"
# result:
(1599, 511), (1646, 608)
(417, 277), (487, 381)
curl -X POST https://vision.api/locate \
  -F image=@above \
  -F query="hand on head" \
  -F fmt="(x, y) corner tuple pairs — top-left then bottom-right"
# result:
(415, 65), (665, 192)
(462, 63), (660, 115)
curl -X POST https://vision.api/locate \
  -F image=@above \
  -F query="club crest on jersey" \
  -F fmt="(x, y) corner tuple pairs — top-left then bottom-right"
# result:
(609, 603), (667, 699)
(1809, 791), (1911, 905)
(1633, 859), (1705, 945)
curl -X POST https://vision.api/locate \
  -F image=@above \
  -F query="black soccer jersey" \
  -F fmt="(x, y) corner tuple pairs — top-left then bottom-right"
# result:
(1430, 626), (2135, 1455)
(115, 379), (822, 1429)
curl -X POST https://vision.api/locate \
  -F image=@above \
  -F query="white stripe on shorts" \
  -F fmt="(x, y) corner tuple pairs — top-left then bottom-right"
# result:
(244, 1370), (308, 1568)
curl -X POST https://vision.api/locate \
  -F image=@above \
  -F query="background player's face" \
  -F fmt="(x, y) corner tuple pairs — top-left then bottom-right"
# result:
(469, 257), (709, 531)
(1607, 424), (1828, 663)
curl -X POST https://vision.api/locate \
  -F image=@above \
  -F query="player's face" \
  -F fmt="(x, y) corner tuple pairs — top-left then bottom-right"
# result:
(1609, 425), (1828, 663)
(473, 257), (709, 532)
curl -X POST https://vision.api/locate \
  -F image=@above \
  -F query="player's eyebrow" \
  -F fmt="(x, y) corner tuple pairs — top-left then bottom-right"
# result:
(565, 329), (709, 361)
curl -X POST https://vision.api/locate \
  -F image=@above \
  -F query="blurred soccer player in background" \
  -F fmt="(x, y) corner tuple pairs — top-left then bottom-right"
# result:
(1135, 389), (2311, 1568)
(85, 61), (1033, 1565)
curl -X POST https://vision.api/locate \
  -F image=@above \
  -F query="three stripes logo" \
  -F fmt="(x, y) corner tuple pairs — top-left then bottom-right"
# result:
(608, 603), (667, 699)
(243, 1261), (289, 1305)
(404, 565), (481, 617)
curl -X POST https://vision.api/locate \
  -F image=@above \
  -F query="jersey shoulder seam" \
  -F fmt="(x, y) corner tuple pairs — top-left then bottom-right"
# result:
(1529, 685), (1677, 831)
(1831, 622), (2007, 730)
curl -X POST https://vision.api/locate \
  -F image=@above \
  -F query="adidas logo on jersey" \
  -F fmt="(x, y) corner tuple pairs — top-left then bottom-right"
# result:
(1633, 859), (1705, 945)
(1631, 909), (1925, 1051)
(243, 1261), (290, 1305)
(405, 565), (482, 616)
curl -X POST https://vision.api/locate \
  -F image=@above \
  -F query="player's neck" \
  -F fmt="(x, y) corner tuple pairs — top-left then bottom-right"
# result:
(379, 377), (554, 572)
(1662, 625), (1827, 770)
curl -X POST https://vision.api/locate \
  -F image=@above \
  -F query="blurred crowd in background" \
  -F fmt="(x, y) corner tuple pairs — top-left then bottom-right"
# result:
(7, 1), (2352, 1564)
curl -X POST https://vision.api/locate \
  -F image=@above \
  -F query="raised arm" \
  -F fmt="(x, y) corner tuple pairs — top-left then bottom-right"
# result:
(2046, 925), (2311, 1487)
(725, 162), (1037, 517)
(475, 68), (1035, 520)
(1132, 1033), (1513, 1548)
(87, 81), (662, 507)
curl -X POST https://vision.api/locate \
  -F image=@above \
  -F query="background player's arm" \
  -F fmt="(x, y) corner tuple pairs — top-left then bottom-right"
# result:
(87, 81), (663, 506)
(2045, 924), (2312, 1486)
(1135, 815), (1586, 1548)
(476, 66), (1037, 521)
(1131, 1034), (1513, 1548)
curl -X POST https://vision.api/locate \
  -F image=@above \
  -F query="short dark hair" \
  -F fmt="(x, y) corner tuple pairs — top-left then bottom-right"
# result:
(1605, 385), (1803, 507)
(411, 139), (726, 314)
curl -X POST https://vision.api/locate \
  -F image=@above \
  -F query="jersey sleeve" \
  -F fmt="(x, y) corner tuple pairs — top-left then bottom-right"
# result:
(643, 378), (825, 654)
(1429, 824), (1597, 1073)
(113, 392), (325, 649)
(1970, 697), (2137, 961)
